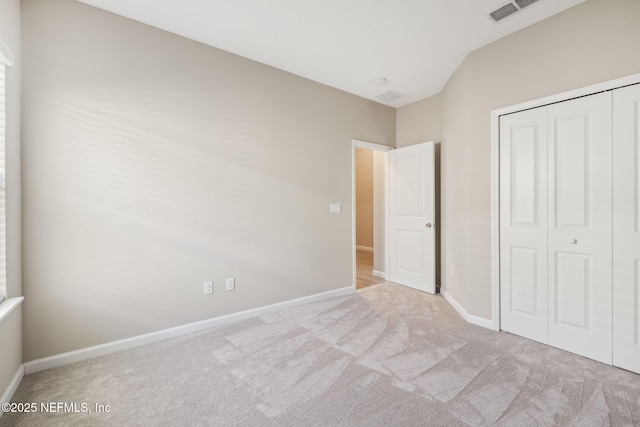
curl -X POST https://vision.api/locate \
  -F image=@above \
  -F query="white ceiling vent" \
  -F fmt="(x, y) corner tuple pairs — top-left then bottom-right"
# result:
(491, 0), (542, 22)
(515, 0), (540, 9)
(490, 3), (519, 21)
(374, 90), (405, 104)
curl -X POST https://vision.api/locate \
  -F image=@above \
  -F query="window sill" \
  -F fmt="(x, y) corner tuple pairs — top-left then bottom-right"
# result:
(0, 297), (23, 323)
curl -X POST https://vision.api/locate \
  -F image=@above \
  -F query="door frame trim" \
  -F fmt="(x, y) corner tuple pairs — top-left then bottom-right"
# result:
(352, 139), (393, 291)
(490, 73), (640, 331)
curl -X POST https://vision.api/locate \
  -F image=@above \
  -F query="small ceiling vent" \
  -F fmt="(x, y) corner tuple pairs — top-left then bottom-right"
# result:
(374, 90), (405, 104)
(490, 3), (518, 21)
(515, 0), (539, 9)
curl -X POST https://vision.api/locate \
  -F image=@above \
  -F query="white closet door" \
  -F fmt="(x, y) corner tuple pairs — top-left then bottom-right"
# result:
(613, 83), (640, 374)
(500, 108), (548, 343)
(547, 92), (613, 364)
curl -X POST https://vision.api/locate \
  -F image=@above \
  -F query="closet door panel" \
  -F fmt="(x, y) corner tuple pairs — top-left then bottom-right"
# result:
(547, 92), (612, 364)
(500, 108), (548, 343)
(613, 83), (640, 374)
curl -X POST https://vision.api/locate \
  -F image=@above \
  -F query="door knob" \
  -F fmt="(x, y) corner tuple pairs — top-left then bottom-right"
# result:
(425, 223), (432, 228)
(570, 239), (577, 244)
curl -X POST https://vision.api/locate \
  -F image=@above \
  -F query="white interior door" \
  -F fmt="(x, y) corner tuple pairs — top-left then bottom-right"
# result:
(388, 142), (435, 294)
(613, 83), (640, 374)
(547, 92), (612, 364)
(499, 107), (548, 344)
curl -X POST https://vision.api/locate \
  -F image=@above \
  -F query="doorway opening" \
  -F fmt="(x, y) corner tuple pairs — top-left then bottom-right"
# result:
(352, 140), (391, 290)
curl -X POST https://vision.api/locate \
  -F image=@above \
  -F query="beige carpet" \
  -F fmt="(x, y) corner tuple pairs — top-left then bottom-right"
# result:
(2, 282), (640, 426)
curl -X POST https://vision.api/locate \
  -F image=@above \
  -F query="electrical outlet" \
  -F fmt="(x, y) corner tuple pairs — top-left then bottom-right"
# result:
(204, 281), (213, 295)
(226, 277), (235, 291)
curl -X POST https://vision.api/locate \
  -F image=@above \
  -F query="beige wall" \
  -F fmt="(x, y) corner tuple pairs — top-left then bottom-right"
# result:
(355, 148), (374, 248)
(372, 151), (386, 273)
(0, 0), (22, 401)
(21, 0), (395, 361)
(396, 94), (441, 148)
(356, 147), (386, 272)
(439, 0), (640, 319)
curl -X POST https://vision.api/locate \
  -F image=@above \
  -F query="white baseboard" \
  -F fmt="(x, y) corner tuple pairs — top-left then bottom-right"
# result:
(442, 290), (494, 330)
(355, 245), (373, 252)
(372, 270), (386, 279)
(24, 286), (354, 375)
(0, 365), (24, 416)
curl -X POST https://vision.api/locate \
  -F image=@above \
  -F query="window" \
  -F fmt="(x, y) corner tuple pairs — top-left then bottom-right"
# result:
(0, 40), (11, 304)
(0, 61), (6, 303)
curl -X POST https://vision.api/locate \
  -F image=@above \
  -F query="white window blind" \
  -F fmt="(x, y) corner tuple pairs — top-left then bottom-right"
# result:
(0, 61), (6, 304)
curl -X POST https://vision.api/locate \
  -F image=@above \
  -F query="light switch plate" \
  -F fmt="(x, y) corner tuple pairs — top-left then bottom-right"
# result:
(330, 203), (341, 213)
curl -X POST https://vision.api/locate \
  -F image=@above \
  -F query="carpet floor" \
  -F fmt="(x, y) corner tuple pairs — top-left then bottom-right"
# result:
(2, 282), (640, 426)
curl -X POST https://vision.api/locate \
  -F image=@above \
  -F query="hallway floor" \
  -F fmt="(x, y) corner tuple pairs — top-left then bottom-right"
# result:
(356, 249), (385, 290)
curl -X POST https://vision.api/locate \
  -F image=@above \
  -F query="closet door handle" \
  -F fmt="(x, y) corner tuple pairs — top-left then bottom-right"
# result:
(570, 239), (577, 244)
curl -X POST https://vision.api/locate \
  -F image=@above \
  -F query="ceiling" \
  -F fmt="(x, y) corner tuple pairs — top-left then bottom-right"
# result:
(77, 0), (587, 108)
